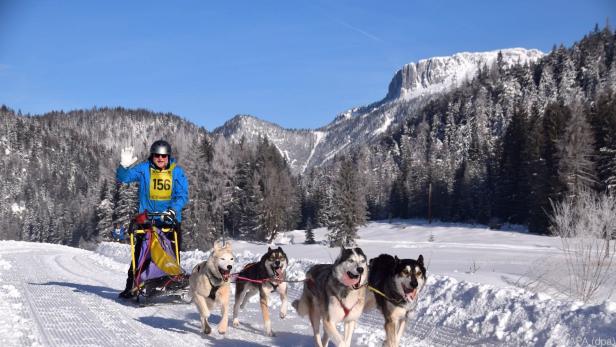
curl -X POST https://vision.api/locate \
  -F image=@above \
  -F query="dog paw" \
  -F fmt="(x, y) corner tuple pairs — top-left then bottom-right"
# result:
(218, 325), (228, 335)
(266, 330), (276, 337)
(203, 325), (211, 335)
(232, 319), (240, 328)
(279, 311), (286, 319)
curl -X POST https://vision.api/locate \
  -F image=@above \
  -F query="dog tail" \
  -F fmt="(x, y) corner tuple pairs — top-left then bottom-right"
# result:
(291, 299), (307, 317)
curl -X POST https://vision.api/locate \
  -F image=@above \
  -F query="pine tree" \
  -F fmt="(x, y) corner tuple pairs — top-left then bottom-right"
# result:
(590, 92), (616, 193)
(327, 158), (368, 247)
(113, 182), (138, 228)
(558, 102), (598, 196)
(540, 102), (571, 217)
(495, 106), (530, 224)
(304, 218), (316, 244)
(255, 137), (299, 242)
(95, 179), (115, 240)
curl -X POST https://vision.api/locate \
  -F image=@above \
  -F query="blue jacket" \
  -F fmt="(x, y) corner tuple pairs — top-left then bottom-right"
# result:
(116, 158), (189, 222)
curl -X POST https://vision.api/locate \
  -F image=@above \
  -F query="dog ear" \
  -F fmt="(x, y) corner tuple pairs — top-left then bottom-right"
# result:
(214, 241), (221, 251)
(417, 254), (424, 266)
(354, 247), (366, 258)
(268, 246), (272, 252)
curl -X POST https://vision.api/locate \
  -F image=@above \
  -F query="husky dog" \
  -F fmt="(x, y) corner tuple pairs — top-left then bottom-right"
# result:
(232, 246), (289, 336)
(293, 247), (368, 347)
(189, 240), (235, 335)
(365, 254), (426, 347)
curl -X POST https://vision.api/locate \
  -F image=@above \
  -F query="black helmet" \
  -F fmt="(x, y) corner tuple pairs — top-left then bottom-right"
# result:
(150, 140), (172, 156)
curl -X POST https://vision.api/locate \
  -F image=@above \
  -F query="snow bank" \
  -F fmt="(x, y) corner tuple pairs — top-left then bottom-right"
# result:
(410, 275), (616, 346)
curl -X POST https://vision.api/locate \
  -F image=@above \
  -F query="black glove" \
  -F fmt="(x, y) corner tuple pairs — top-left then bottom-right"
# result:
(163, 209), (176, 223)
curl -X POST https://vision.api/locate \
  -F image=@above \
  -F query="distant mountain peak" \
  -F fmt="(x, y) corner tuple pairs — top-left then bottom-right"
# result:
(385, 48), (544, 101)
(214, 47), (545, 174)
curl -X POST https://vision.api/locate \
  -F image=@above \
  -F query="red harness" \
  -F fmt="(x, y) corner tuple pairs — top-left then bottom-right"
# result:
(306, 278), (359, 319)
(335, 296), (359, 319)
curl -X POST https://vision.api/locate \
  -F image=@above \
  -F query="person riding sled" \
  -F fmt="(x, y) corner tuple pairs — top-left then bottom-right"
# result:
(116, 140), (189, 299)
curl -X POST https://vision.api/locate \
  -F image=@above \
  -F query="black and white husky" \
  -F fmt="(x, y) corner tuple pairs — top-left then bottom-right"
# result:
(365, 254), (426, 347)
(293, 247), (368, 347)
(232, 246), (289, 337)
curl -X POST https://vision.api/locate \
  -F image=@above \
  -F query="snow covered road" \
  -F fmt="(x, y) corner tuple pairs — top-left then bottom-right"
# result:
(1, 242), (477, 347)
(2, 221), (616, 346)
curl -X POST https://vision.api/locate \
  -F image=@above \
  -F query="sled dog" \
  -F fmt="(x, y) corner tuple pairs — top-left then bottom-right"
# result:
(365, 254), (426, 347)
(232, 246), (289, 336)
(292, 247), (368, 347)
(189, 240), (235, 335)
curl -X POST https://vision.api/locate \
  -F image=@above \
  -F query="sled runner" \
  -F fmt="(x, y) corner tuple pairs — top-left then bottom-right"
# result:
(126, 211), (190, 305)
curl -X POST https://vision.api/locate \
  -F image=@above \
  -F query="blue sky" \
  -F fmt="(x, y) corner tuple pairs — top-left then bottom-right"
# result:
(0, 1), (613, 130)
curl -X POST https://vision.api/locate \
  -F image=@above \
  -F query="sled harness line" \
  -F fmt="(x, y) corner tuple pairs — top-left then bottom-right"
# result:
(233, 274), (287, 288)
(162, 275), (187, 289)
(367, 285), (406, 305)
(234, 275), (270, 284)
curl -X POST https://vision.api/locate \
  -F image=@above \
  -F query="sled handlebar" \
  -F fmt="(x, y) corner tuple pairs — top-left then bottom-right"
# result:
(145, 211), (178, 225)
(127, 211), (178, 234)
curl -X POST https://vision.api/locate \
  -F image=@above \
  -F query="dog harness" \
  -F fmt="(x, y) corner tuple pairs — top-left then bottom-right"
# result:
(206, 268), (224, 300)
(306, 277), (359, 319)
(208, 283), (220, 300)
(335, 295), (359, 319)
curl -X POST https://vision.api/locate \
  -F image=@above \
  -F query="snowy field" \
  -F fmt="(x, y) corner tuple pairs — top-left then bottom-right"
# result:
(1, 220), (615, 347)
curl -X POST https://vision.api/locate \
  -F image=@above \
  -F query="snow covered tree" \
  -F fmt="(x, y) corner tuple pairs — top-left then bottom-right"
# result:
(557, 102), (598, 196)
(255, 137), (300, 242)
(550, 188), (616, 303)
(95, 179), (115, 240)
(495, 106), (530, 224)
(304, 218), (316, 244)
(590, 92), (616, 193)
(327, 158), (368, 247)
(113, 182), (138, 229)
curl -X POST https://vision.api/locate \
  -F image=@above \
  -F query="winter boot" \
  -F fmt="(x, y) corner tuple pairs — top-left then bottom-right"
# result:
(118, 275), (135, 299)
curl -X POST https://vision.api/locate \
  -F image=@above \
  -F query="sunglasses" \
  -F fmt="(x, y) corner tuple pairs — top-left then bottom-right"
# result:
(153, 153), (168, 158)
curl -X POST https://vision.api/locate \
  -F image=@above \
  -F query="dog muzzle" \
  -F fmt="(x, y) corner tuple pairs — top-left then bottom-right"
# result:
(343, 271), (362, 289)
(271, 266), (285, 280)
(402, 284), (418, 301)
(219, 268), (231, 282)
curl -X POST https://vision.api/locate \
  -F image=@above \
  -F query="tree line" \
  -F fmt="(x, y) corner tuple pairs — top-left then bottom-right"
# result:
(0, 26), (614, 248)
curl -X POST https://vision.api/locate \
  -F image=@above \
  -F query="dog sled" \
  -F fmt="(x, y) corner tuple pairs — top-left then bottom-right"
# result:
(125, 211), (190, 306)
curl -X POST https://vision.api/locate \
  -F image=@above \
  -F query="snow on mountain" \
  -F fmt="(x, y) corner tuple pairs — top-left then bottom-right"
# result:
(213, 115), (321, 174)
(214, 49), (544, 173)
(1, 221), (614, 346)
(384, 48), (545, 101)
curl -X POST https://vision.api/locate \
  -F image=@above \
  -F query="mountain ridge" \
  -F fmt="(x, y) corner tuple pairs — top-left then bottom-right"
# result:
(214, 48), (545, 173)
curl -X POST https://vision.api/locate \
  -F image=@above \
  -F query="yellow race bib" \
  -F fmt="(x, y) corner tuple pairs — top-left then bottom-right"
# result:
(149, 164), (174, 201)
